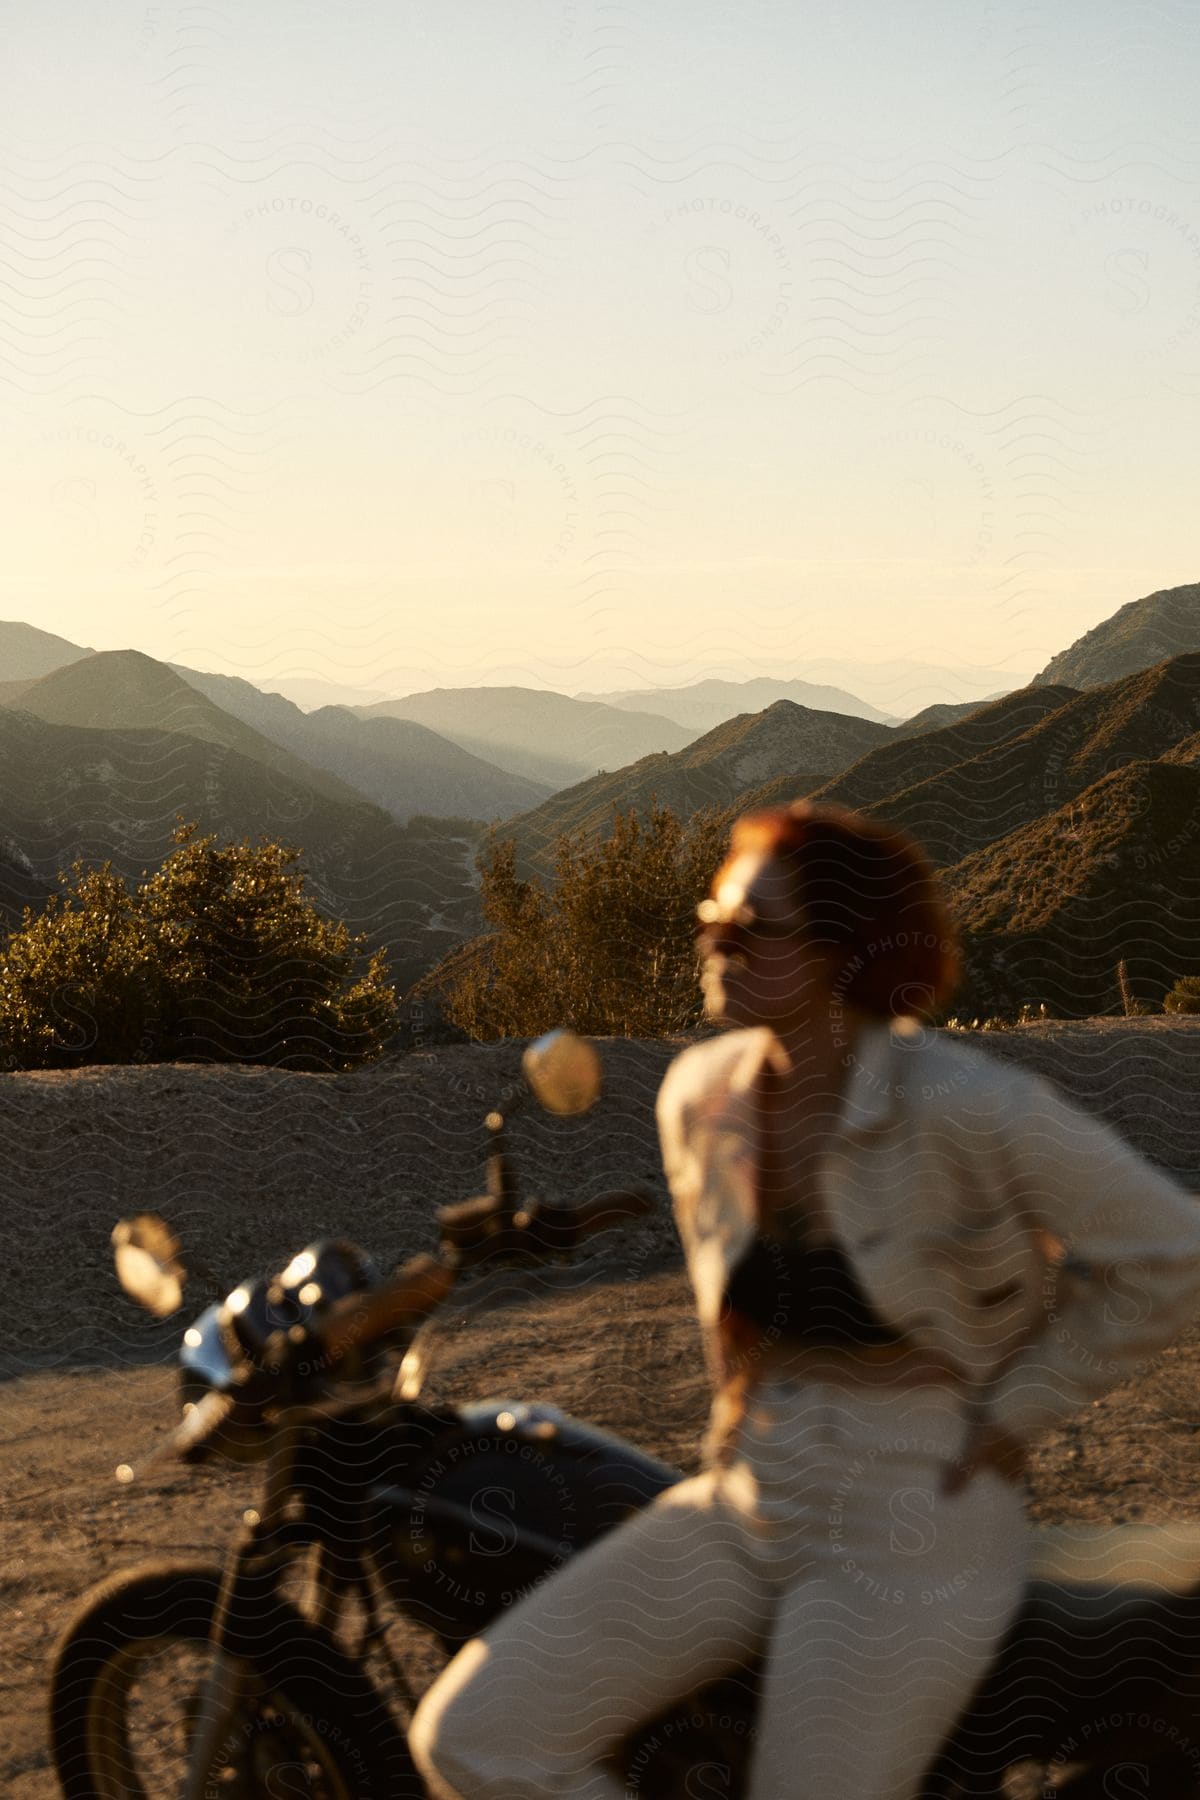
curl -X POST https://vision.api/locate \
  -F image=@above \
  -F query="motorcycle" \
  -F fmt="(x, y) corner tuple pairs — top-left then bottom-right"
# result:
(48, 1030), (1200, 1799)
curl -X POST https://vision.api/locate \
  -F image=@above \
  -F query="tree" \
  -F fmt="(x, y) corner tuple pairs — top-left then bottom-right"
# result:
(0, 823), (397, 1072)
(424, 801), (727, 1040)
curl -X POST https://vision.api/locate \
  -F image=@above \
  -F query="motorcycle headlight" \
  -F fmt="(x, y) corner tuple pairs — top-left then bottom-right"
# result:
(179, 1301), (234, 1401)
(177, 1240), (385, 1462)
(221, 1239), (383, 1376)
(178, 1303), (270, 1464)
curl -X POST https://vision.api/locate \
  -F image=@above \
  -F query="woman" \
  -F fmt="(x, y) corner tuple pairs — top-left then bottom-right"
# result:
(410, 801), (1200, 1800)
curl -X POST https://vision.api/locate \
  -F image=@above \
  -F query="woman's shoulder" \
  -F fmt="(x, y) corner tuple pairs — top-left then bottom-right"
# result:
(892, 1020), (1056, 1119)
(657, 1027), (769, 1118)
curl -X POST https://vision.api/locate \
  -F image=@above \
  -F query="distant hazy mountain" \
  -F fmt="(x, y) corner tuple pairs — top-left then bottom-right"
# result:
(945, 758), (1200, 1017)
(173, 665), (550, 822)
(4, 652), (367, 810)
(501, 700), (891, 874)
(356, 687), (697, 791)
(0, 620), (91, 682)
(588, 663), (1035, 726)
(167, 663), (310, 741)
(802, 660), (1034, 714)
(300, 708), (551, 822)
(587, 677), (895, 731)
(1033, 582), (1200, 689)
(266, 676), (398, 711)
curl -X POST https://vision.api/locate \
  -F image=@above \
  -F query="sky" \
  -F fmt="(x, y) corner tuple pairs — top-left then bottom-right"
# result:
(2, 2), (1199, 712)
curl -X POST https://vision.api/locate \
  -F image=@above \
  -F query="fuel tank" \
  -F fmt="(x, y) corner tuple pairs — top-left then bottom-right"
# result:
(372, 1399), (680, 1647)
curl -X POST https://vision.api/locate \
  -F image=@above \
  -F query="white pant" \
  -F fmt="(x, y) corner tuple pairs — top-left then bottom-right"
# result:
(408, 1378), (1031, 1800)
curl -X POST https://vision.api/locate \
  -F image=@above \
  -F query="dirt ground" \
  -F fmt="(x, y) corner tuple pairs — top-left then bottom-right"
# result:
(3, 1020), (1200, 1795)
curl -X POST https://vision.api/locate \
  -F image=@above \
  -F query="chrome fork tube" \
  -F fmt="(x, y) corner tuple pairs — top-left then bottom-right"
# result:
(183, 1423), (300, 1798)
(182, 1644), (256, 1800)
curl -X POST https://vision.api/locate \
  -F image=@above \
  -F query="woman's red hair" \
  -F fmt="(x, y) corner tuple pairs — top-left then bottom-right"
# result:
(719, 801), (960, 1019)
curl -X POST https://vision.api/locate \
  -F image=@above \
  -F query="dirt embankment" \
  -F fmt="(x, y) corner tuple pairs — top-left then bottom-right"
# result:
(2, 1020), (1200, 1796)
(4, 1018), (1197, 1375)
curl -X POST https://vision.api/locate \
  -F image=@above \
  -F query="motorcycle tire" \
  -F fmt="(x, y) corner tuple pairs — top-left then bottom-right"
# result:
(48, 1558), (424, 1800)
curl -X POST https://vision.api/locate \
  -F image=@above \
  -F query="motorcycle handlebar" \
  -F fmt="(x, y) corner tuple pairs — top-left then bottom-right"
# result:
(319, 1254), (458, 1366)
(314, 1188), (655, 1364)
(438, 1186), (654, 1267)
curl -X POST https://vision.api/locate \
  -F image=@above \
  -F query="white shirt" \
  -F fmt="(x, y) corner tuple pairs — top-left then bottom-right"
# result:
(655, 1018), (1200, 1445)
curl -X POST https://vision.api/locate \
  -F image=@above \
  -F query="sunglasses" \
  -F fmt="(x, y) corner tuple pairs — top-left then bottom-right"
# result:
(694, 898), (807, 953)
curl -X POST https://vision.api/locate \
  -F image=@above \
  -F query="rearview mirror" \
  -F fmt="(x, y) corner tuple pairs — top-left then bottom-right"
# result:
(112, 1213), (187, 1317)
(522, 1029), (602, 1116)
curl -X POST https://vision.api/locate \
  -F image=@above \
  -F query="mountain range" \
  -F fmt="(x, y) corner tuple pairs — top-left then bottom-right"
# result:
(586, 659), (1034, 720)
(168, 665), (551, 822)
(354, 687), (698, 790)
(1, 578), (1197, 1017)
(586, 677), (896, 731)
(743, 652), (1200, 1015)
(0, 701), (481, 991)
(4, 652), (368, 809)
(500, 701), (892, 875)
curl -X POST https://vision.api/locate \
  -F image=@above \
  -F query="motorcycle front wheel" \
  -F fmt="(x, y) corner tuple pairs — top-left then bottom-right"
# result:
(48, 1559), (423, 1800)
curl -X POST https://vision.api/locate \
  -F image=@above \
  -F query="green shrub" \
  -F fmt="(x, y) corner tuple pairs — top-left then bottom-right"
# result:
(0, 823), (396, 1071)
(0, 865), (163, 1067)
(1164, 975), (1200, 1016)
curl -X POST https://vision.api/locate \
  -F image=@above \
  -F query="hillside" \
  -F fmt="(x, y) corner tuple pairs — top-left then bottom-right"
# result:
(0, 619), (91, 682)
(3, 1022), (1197, 1373)
(738, 684), (1080, 818)
(173, 666), (550, 822)
(587, 675), (894, 730)
(0, 708), (485, 991)
(4, 652), (367, 810)
(1165, 732), (1200, 767)
(498, 700), (890, 873)
(944, 759), (1200, 1016)
(1034, 582), (1200, 689)
(837, 653), (1200, 872)
(304, 708), (551, 821)
(356, 687), (697, 790)
(890, 694), (1013, 738)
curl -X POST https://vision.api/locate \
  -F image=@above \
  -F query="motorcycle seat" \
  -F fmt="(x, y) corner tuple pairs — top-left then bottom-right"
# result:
(929, 1579), (1200, 1793)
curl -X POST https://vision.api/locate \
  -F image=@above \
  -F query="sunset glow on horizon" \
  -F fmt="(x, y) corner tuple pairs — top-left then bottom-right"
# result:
(3, 2), (1198, 708)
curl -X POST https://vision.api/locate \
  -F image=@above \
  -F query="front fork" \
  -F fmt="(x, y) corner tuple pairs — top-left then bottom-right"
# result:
(182, 1425), (402, 1796)
(182, 1518), (271, 1800)
(183, 1423), (321, 1800)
